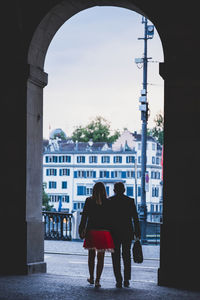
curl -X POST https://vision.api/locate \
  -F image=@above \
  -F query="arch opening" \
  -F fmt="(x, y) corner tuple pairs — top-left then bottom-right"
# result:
(27, 0), (164, 283)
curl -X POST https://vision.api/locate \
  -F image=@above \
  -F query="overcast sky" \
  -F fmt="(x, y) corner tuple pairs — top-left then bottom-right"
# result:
(43, 6), (164, 139)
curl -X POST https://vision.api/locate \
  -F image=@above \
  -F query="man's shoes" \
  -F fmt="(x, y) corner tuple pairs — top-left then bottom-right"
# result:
(124, 280), (130, 288)
(116, 282), (122, 288)
(95, 279), (101, 288)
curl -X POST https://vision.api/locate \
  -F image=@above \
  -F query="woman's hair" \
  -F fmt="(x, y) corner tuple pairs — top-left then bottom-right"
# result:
(92, 182), (107, 205)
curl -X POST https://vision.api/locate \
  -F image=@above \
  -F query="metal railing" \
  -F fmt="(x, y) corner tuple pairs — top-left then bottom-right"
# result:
(42, 211), (72, 240)
(145, 221), (161, 245)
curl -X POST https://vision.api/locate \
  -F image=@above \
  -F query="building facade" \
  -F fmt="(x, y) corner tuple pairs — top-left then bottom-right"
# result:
(43, 130), (162, 222)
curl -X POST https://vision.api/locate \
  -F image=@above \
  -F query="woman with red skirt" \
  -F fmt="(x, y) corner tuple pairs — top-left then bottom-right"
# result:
(79, 182), (114, 288)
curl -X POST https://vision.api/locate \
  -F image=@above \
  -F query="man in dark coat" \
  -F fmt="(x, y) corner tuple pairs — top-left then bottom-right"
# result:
(109, 182), (141, 288)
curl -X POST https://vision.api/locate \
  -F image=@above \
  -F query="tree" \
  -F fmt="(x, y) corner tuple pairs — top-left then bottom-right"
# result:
(42, 185), (53, 211)
(71, 116), (120, 143)
(148, 112), (164, 145)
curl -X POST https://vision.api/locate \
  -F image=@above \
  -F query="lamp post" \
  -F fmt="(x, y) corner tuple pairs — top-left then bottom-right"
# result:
(134, 154), (138, 209)
(135, 17), (154, 244)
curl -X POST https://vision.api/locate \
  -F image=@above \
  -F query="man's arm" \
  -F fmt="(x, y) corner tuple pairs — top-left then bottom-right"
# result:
(131, 199), (141, 239)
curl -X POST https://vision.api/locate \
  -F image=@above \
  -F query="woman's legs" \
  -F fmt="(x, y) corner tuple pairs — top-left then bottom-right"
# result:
(96, 251), (105, 285)
(88, 249), (96, 282)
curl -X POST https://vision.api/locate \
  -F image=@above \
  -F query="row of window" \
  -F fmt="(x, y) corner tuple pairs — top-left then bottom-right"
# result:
(74, 170), (159, 179)
(46, 169), (70, 176)
(74, 170), (143, 179)
(49, 181), (67, 189)
(73, 202), (85, 210)
(150, 203), (162, 213)
(73, 201), (162, 212)
(45, 155), (135, 164)
(76, 185), (159, 197)
(45, 155), (160, 165)
(137, 156), (160, 165)
(49, 195), (69, 203)
(47, 181), (160, 197)
(46, 168), (160, 179)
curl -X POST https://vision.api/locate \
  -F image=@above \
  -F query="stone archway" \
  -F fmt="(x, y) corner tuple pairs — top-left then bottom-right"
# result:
(27, 0), (164, 275)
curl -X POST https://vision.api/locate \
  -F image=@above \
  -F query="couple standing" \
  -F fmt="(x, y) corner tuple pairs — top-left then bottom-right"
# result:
(78, 181), (141, 288)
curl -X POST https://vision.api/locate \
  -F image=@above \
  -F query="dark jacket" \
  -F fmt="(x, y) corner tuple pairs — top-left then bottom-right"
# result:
(78, 197), (111, 237)
(108, 193), (141, 241)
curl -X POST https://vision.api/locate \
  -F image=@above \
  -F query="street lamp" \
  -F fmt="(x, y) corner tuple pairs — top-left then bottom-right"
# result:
(135, 17), (154, 244)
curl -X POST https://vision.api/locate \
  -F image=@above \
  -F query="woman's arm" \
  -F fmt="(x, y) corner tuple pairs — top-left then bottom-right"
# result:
(78, 197), (89, 238)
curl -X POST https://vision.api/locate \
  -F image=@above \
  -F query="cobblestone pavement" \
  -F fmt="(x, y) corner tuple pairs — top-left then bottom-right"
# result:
(0, 241), (200, 299)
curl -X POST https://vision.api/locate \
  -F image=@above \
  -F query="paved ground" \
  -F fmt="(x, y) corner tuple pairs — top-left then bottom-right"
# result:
(0, 240), (200, 300)
(44, 240), (160, 284)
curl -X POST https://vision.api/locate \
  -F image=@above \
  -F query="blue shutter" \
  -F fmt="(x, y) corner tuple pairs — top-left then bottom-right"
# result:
(100, 171), (103, 178)
(66, 195), (69, 203)
(101, 157), (104, 163)
(138, 187), (141, 196)
(107, 156), (110, 163)
(54, 169), (57, 176)
(45, 156), (48, 163)
(83, 171), (86, 178)
(67, 169), (70, 176)
(119, 156), (122, 163)
(77, 186), (86, 195)
(127, 187), (133, 197)
(74, 171), (77, 178)
(62, 182), (67, 189)
(82, 156), (85, 163)
(106, 171), (109, 178)
(121, 171), (126, 178)
(83, 186), (86, 195)
(46, 169), (49, 176)
(77, 186), (82, 195)
(106, 186), (109, 196)
(126, 156), (128, 163)
(114, 157), (116, 163)
(93, 171), (96, 178)
(59, 156), (61, 163)
(111, 171), (114, 178)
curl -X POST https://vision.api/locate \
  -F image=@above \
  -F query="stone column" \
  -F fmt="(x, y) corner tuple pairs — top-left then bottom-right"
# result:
(158, 61), (200, 290)
(0, 64), (48, 275)
(25, 65), (48, 274)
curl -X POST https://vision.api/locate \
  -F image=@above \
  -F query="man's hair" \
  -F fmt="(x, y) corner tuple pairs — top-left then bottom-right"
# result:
(114, 182), (125, 194)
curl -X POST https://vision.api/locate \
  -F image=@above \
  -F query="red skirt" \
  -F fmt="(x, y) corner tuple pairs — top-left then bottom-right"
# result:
(83, 230), (115, 252)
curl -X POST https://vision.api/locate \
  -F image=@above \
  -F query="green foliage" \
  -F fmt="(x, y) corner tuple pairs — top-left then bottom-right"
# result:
(42, 185), (53, 211)
(53, 131), (66, 140)
(148, 112), (164, 145)
(71, 116), (120, 143)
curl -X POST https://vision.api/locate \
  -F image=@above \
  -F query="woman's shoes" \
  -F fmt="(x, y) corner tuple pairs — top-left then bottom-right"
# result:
(87, 278), (94, 284)
(95, 279), (101, 288)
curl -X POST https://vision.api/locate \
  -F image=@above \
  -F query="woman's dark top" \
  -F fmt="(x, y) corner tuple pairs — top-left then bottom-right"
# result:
(78, 197), (111, 236)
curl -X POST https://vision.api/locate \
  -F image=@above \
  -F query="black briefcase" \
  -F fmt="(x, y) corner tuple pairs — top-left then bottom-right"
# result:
(132, 240), (143, 263)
